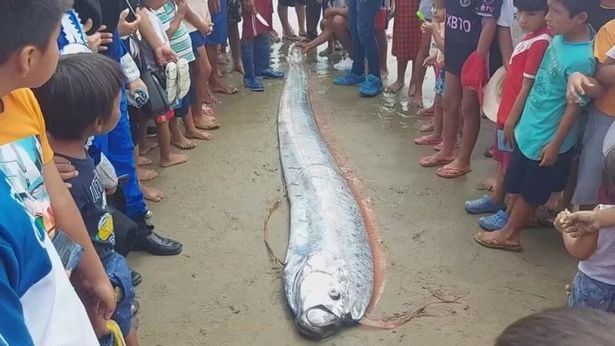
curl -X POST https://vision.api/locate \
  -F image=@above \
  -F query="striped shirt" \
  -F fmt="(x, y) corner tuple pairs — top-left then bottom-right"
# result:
(155, 1), (195, 62)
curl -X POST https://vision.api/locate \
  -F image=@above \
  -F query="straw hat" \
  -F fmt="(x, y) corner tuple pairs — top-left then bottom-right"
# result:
(482, 66), (507, 123)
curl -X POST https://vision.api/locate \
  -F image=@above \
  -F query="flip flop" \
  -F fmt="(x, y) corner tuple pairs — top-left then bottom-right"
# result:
(165, 62), (178, 104)
(473, 233), (522, 252)
(419, 156), (453, 168)
(436, 165), (472, 178)
(177, 58), (191, 99)
(417, 107), (434, 116)
(414, 135), (441, 146)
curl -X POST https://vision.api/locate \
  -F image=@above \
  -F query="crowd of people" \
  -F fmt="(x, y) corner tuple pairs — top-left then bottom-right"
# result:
(3, 0), (615, 344)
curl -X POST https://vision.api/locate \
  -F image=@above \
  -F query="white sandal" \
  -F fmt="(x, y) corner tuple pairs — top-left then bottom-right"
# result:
(165, 62), (179, 104)
(177, 58), (191, 100)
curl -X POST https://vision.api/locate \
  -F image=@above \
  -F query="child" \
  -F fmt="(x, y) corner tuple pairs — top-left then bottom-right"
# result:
(240, 0), (285, 91)
(419, 0), (502, 178)
(474, 0), (599, 252)
(385, 0), (421, 95)
(298, 0), (351, 55)
(413, 0), (446, 147)
(464, 0), (551, 231)
(204, 0), (238, 95)
(0, 0), (117, 336)
(35, 53), (139, 345)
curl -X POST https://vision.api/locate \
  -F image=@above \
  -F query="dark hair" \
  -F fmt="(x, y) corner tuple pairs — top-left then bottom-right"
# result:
(513, 0), (548, 12)
(34, 53), (125, 140)
(556, 0), (600, 19)
(496, 307), (615, 346)
(0, 0), (70, 64)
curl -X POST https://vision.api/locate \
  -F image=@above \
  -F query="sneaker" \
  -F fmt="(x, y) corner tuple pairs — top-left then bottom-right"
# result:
(334, 70), (365, 86)
(334, 57), (353, 71)
(479, 210), (509, 231)
(465, 194), (506, 214)
(359, 74), (384, 97)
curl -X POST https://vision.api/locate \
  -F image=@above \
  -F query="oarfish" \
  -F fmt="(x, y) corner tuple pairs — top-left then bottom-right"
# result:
(278, 47), (374, 339)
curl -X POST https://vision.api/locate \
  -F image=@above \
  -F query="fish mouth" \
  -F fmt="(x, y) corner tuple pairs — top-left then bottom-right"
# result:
(295, 306), (343, 340)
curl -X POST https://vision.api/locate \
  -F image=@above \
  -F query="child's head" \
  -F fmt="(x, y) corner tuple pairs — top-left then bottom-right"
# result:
(0, 0), (69, 90)
(497, 307), (615, 346)
(514, 0), (548, 33)
(144, 0), (167, 10)
(432, 0), (446, 23)
(34, 53), (125, 141)
(545, 0), (600, 35)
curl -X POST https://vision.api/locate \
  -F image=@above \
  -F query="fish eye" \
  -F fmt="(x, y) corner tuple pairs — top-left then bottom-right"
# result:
(328, 288), (341, 300)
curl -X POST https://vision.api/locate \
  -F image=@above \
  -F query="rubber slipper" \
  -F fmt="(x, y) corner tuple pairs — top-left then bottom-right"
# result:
(473, 233), (522, 252)
(436, 165), (472, 178)
(417, 107), (434, 116)
(165, 62), (178, 104)
(419, 122), (434, 132)
(419, 156), (453, 168)
(414, 135), (441, 146)
(177, 58), (191, 100)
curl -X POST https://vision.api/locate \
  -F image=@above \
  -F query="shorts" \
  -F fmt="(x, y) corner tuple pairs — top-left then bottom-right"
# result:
(190, 31), (206, 57)
(504, 147), (574, 206)
(279, 0), (306, 7)
(228, 0), (242, 23)
(172, 96), (191, 117)
(444, 42), (474, 76)
(434, 64), (445, 95)
(419, 0), (433, 21)
(572, 107), (614, 206)
(569, 271), (615, 313)
(492, 123), (512, 171)
(204, 0), (229, 46)
(103, 252), (135, 337)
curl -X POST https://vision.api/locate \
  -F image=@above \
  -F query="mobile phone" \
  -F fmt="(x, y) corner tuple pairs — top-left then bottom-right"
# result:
(124, 0), (140, 22)
(496, 129), (514, 153)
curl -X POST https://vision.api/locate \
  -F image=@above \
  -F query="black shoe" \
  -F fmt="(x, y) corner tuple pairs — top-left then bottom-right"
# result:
(134, 231), (183, 256)
(130, 269), (142, 287)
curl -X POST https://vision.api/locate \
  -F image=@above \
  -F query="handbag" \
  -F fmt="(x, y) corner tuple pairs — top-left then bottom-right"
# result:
(129, 34), (170, 117)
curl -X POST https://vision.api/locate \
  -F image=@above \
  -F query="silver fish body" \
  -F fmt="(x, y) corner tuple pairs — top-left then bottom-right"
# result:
(278, 48), (374, 340)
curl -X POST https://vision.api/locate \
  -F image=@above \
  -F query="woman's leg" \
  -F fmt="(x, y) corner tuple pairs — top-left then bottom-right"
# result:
(376, 28), (388, 79)
(410, 31), (431, 107)
(228, 19), (244, 74)
(444, 88), (480, 172)
(385, 59), (408, 93)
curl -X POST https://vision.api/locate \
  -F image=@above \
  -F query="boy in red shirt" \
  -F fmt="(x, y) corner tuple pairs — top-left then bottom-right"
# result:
(464, 0), (551, 231)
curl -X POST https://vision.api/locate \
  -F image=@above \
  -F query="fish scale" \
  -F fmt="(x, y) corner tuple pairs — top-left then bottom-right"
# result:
(278, 47), (374, 340)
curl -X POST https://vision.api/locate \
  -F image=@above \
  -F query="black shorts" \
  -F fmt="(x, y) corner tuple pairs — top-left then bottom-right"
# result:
(504, 147), (574, 206)
(444, 42), (474, 76)
(280, 0), (306, 7)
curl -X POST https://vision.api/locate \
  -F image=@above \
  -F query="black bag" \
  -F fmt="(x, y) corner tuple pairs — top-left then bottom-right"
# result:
(128, 34), (170, 117)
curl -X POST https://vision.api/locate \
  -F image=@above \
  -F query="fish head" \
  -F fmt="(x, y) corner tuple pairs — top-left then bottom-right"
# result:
(294, 269), (347, 339)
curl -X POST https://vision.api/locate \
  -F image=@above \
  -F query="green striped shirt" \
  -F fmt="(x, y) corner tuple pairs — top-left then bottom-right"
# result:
(155, 2), (195, 62)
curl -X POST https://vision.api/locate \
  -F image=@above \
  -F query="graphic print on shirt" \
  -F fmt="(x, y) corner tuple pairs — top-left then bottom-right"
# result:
(0, 136), (55, 241)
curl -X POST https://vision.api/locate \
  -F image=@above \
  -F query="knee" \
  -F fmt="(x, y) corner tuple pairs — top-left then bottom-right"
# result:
(331, 15), (345, 29)
(320, 19), (327, 30)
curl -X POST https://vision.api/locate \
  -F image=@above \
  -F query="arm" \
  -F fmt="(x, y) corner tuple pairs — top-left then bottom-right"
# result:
(595, 63), (615, 86)
(166, 9), (186, 38)
(567, 73), (606, 104)
(432, 25), (445, 53)
(562, 231), (598, 261)
(539, 102), (580, 166)
(498, 26), (513, 69)
(503, 77), (534, 146)
(137, 8), (177, 64)
(0, 247), (35, 346)
(184, 6), (212, 34)
(476, 17), (497, 58)
(43, 162), (115, 318)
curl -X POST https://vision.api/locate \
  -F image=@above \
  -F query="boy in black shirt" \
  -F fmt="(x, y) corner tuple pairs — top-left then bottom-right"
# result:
(34, 53), (139, 346)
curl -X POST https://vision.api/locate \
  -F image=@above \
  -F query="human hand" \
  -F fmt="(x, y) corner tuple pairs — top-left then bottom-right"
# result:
(72, 271), (116, 321)
(539, 142), (559, 167)
(567, 72), (593, 104)
(201, 21), (214, 35)
(209, 0), (222, 14)
(53, 156), (78, 189)
(421, 21), (434, 34)
(128, 78), (148, 97)
(73, 273), (113, 337)
(242, 0), (255, 14)
(175, 0), (188, 18)
(423, 55), (436, 67)
(503, 119), (515, 148)
(118, 8), (142, 37)
(155, 44), (178, 64)
(557, 209), (600, 237)
(85, 20), (113, 52)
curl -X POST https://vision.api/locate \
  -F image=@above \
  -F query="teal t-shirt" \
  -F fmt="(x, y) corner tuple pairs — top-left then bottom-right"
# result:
(515, 30), (596, 161)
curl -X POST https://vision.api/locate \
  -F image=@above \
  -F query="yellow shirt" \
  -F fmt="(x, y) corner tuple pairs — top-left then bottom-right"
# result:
(0, 88), (56, 234)
(594, 19), (615, 116)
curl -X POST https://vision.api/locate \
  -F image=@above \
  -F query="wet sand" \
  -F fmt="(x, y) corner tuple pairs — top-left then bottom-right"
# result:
(133, 28), (576, 345)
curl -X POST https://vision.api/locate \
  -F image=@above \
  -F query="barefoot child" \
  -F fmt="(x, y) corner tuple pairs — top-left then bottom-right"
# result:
(414, 0), (446, 147)
(35, 53), (139, 345)
(299, 0), (351, 54)
(386, 0), (421, 95)
(474, 0), (599, 252)
(419, 0), (502, 177)
(464, 0), (551, 231)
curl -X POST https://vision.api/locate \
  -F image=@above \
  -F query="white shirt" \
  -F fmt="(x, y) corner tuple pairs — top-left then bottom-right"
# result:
(497, 0), (523, 48)
(185, 0), (211, 33)
(578, 205), (615, 286)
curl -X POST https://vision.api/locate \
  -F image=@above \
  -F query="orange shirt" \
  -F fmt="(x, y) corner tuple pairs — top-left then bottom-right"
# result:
(594, 19), (615, 116)
(0, 88), (56, 234)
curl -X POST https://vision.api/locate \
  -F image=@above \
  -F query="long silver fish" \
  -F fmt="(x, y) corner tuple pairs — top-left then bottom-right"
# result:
(278, 47), (374, 340)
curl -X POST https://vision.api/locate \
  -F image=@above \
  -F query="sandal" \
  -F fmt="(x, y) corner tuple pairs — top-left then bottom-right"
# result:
(165, 62), (179, 104)
(414, 135), (441, 146)
(473, 232), (522, 252)
(419, 155), (453, 168)
(419, 122), (434, 132)
(177, 58), (191, 99)
(436, 165), (472, 178)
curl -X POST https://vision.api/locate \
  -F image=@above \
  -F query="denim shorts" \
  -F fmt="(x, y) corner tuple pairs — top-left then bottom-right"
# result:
(103, 252), (135, 337)
(435, 64), (445, 95)
(569, 270), (615, 313)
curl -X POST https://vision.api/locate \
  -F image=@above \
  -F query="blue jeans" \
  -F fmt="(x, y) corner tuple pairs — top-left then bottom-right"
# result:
(94, 89), (146, 218)
(569, 271), (615, 313)
(348, 0), (380, 78)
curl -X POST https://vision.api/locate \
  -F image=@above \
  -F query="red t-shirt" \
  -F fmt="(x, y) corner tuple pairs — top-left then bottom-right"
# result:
(496, 26), (552, 125)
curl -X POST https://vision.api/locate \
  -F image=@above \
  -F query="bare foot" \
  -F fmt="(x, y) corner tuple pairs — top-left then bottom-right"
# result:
(160, 152), (189, 167)
(171, 136), (196, 150)
(138, 167), (159, 182)
(139, 142), (159, 156)
(195, 115), (220, 130)
(411, 93), (424, 108)
(211, 82), (238, 95)
(385, 80), (404, 93)
(216, 52), (229, 65)
(283, 32), (301, 41)
(318, 46), (333, 57)
(381, 69), (389, 80)
(185, 128), (212, 140)
(142, 185), (165, 202)
(408, 83), (416, 97)
(202, 105), (216, 117)
(419, 120), (434, 132)
(138, 156), (152, 166)
(233, 60), (245, 74)
(204, 90), (219, 105)
(417, 105), (434, 116)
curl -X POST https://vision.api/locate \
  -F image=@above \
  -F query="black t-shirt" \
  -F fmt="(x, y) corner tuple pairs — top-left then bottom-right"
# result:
(588, 4), (615, 31)
(64, 154), (115, 259)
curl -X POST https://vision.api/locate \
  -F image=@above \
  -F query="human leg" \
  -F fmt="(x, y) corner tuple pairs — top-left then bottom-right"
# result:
(410, 30), (431, 107)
